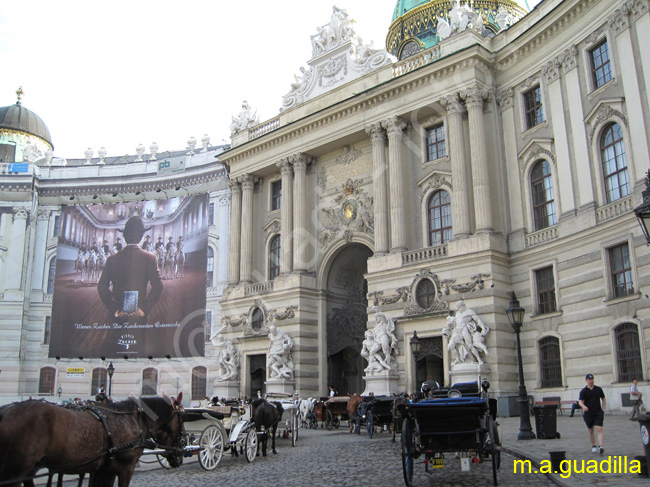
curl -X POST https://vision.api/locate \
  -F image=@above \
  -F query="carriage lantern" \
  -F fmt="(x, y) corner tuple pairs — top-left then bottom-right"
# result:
(107, 361), (115, 397)
(505, 292), (535, 440)
(409, 331), (422, 358)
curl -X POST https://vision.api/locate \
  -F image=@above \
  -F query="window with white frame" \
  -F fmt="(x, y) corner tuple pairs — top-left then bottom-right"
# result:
(523, 85), (544, 129)
(426, 123), (446, 161)
(601, 123), (630, 203)
(609, 243), (634, 298)
(269, 234), (281, 280)
(531, 160), (556, 231)
(539, 336), (562, 388)
(47, 258), (56, 294)
(614, 323), (643, 382)
(427, 190), (452, 246)
(271, 180), (282, 211)
(590, 39), (612, 90)
(142, 368), (158, 395)
(192, 366), (207, 400)
(535, 266), (557, 315)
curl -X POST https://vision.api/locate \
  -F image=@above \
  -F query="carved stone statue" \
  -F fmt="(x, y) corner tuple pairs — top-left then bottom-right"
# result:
(230, 100), (259, 135)
(213, 332), (239, 381)
(495, 7), (514, 31)
(361, 307), (399, 375)
(442, 299), (489, 366)
(267, 324), (294, 379)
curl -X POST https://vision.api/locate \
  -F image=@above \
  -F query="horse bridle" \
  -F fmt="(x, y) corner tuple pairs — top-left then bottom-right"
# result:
(133, 398), (186, 456)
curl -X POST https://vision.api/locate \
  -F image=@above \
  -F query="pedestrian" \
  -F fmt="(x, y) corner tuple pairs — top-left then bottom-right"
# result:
(630, 378), (643, 420)
(329, 385), (336, 398)
(578, 373), (606, 454)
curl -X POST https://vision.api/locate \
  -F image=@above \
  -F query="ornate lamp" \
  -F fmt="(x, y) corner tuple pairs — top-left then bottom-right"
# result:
(107, 361), (115, 397)
(409, 331), (422, 357)
(506, 292), (535, 440)
(634, 170), (650, 245)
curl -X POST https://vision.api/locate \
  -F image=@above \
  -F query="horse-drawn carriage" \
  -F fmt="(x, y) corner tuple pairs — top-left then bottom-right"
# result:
(323, 396), (352, 430)
(356, 395), (395, 438)
(396, 380), (501, 487)
(265, 393), (299, 447)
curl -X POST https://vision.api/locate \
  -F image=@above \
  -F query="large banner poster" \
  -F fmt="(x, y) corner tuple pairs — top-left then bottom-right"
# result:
(49, 195), (208, 359)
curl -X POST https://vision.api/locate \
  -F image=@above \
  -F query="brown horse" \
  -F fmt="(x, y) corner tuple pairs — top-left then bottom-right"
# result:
(0, 393), (185, 487)
(251, 398), (283, 457)
(346, 394), (363, 433)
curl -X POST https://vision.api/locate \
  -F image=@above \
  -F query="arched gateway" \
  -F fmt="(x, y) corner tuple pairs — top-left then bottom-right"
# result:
(324, 243), (373, 395)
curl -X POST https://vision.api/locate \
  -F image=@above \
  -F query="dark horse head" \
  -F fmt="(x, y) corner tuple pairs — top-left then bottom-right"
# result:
(0, 392), (185, 487)
(251, 398), (284, 457)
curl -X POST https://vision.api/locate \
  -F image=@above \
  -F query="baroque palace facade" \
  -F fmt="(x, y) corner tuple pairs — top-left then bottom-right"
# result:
(1, 0), (650, 414)
(219, 0), (650, 411)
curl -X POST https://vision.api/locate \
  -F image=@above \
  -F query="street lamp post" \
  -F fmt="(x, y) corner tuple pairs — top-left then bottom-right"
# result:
(409, 331), (422, 391)
(107, 362), (115, 397)
(505, 292), (535, 440)
(633, 170), (650, 245)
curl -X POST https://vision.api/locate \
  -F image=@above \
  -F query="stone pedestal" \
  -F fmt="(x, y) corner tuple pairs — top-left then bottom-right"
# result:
(213, 380), (240, 401)
(449, 363), (491, 386)
(362, 371), (400, 396)
(266, 378), (296, 396)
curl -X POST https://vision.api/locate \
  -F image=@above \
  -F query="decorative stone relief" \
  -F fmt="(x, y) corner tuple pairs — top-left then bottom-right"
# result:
(559, 46), (578, 72)
(336, 145), (363, 165)
(264, 219), (281, 241)
(450, 273), (490, 293)
(268, 305), (298, 321)
(495, 88), (514, 112)
(404, 269), (450, 316)
(319, 179), (374, 249)
(524, 144), (556, 168)
(419, 175), (450, 202)
(440, 93), (465, 115)
(608, 5), (630, 34)
(222, 314), (247, 328)
(541, 60), (560, 84)
(243, 300), (271, 337)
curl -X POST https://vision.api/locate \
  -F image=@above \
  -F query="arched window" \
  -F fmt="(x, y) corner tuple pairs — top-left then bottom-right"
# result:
(614, 323), (643, 382)
(538, 337), (562, 388)
(601, 123), (629, 203)
(206, 247), (214, 287)
(142, 368), (158, 395)
(47, 257), (56, 294)
(251, 307), (264, 332)
(531, 160), (556, 230)
(39, 366), (56, 395)
(192, 366), (207, 400)
(427, 191), (452, 246)
(269, 235), (281, 280)
(91, 368), (108, 396)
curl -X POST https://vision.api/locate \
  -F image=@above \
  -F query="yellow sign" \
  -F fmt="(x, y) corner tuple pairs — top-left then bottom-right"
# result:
(66, 367), (85, 377)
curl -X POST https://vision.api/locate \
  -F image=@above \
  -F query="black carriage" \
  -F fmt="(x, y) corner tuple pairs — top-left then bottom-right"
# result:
(323, 396), (350, 430)
(397, 380), (501, 486)
(356, 395), (395, 438)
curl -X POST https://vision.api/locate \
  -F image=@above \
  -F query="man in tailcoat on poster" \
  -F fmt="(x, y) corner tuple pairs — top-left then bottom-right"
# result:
(97, 216), (163, 325)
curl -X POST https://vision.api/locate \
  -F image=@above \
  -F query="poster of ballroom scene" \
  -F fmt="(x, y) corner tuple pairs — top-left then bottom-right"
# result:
(48, 194), (208, 359)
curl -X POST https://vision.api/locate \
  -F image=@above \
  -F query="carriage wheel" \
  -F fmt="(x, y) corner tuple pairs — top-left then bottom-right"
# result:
(310, 415), (318, 430)
(198, 425), (225, 471)
(355, 416), (361, 435)
(401, 419), (415, 487)
(333, 416), (341, 429)
(367, 410), (374, 439)
(245, 429), (258, 462)
(325, 410), (334, 430)
(291, 411), (298, 447)
(488, 419), (501, 485)
(156, 453), (181, 469)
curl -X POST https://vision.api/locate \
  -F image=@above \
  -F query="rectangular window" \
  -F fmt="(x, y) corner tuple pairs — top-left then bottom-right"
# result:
(271, 180), (282, 211)
(524, 86), (544, 129)
(535, 267), (557, 315)
(590, 40), (612, 90)
(43, 316), (51, 345)
(208, 203), (214, 226)
(539, 337), (562, 388)
(610, 243), (634, 298)
(53, 215), (60, 237)
(426, 124), (446, 161)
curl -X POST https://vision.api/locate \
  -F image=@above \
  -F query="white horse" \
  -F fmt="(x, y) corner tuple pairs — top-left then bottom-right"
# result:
(298, 398), (316, 428)
(86, 249), (98, 282)
(96, 248), (107, 281)
(156, 247), (165, 273)
(74, 250), (87, 283)
(174, 249), (185, 278)
(163, 244), (176, 280)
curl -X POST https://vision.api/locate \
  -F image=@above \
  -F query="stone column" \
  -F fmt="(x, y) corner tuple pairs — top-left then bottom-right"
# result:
(6, 207), (29, 290)
(292, 154), (309, 272)
(277, 158), (293, 275)
(382, 116), (408, 252)
(463, 85), (492, 233)
(441, 93), (471, 238)
(31, 209), (50, 291)
(227, 179), (242, 285)
(239, 174), (255, 283)
(365, 123), (389, 255)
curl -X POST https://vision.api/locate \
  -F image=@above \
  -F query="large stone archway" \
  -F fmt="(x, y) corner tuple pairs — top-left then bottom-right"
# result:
(324, 243), (373, 395)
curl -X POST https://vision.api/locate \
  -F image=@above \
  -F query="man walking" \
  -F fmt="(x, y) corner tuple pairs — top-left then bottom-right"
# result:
(630, 378), (643, 420)
(579, 373), (606, 454)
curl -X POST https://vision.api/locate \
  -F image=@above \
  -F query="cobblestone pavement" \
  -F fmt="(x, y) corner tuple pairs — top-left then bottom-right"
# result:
(122, 426), (557, 487)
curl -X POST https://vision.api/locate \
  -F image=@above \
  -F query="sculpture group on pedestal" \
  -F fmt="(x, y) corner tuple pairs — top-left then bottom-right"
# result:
(442, 299), (489, 366)
(267, 324), (294, 379)
(229, 100), (259, 135)
(361, 307), (399, 375)
(211, 330), (240, 381)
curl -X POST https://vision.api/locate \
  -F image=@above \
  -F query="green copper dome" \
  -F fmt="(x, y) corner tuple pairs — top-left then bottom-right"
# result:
(388, 0), (528, 60)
